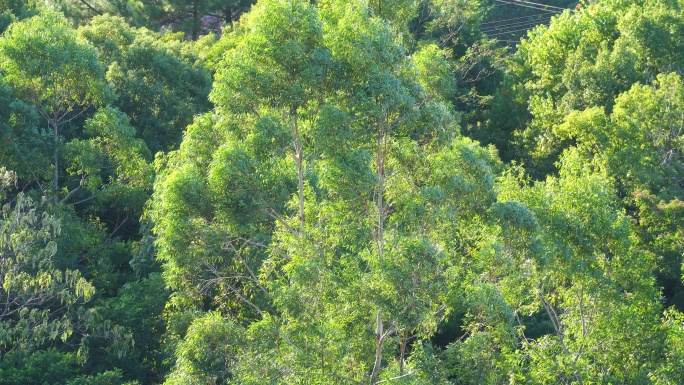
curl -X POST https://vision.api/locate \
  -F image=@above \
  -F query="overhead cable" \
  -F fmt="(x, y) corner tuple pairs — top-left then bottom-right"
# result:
(493, 0), (560, 13)
(508, 0), (566, 11)
(480, 15), (553, 33)
(487, 24), (551, 37)
(480, 13), (553, 26)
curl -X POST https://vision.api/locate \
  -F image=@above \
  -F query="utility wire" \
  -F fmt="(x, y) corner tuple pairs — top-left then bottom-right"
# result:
(480, 13), (554, 26)
(481, 15), (553, 32)
(484, 1), (569, 45)
(487, 24), (551, 37)
(483, 23), (550, 36)
(493, 0), (560, 13)
(481, 13), (554, 32)
(509, 0), (566, 11)
(480, 15), (553, 32)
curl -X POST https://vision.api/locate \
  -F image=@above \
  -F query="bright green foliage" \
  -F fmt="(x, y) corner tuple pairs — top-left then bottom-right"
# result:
(152, 1), (518, 383)
(69, 107), (152, 189)
(491, 0), (684, 174)
(0, 11), (108, 124)
(651, 308), (684, 384)
(211, 0), (332, 114)
(0, 1), (682, 384)
(165, 311), (244, 384)
(412, 43), (456, 101)
(485, 0), (684, 318)
(554, 73), (684, 198)
(633, 192), (684, 309)
(497, 151), (664, 383)
(0, 11), (109, 201)
(523, 67), (684, 315)
(0, 75), (49, 188)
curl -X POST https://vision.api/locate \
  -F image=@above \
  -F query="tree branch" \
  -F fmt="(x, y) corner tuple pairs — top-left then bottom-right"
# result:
(375, 371), (416, 384)
(79, 0), (102, 15)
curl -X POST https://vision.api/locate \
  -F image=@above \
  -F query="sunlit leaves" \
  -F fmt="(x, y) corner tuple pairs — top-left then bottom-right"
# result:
(0, 168), (95, 354)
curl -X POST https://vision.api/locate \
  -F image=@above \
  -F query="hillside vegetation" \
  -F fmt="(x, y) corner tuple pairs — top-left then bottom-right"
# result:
(2, 0), (684, 384)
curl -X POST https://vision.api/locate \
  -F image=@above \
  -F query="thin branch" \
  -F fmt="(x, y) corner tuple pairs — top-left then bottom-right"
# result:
(292, 371), (362, 384)
(79, 0), (102, 14)
(60, 174), (88, 204)
(375, 371), (416, 384)
(226, 240), (272, 298)
(265, 207), (298, 236)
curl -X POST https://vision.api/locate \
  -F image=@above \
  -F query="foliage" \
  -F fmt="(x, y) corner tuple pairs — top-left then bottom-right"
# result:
(51, 0), (256, 38)
(0, 1), (683, 384)
(0, 168), (95, 354)
(78, 15), (213, 153)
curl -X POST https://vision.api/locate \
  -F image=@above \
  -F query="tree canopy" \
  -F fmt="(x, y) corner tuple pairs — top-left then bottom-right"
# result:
(2, 0), (684, 384)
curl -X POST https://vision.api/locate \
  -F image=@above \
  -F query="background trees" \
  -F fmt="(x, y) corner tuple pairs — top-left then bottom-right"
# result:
(486, 0), (684, 314)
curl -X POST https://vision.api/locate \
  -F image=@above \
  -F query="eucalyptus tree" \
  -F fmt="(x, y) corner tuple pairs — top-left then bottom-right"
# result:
(154, 0), (511, 384)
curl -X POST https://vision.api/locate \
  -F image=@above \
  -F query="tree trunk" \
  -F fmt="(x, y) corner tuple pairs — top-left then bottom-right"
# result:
(370, 310), (383, 384)
(294, 112), (305, 229)
(370, 124), (386, 384)
(52, 119), (59, 205)
(191, 1), (200, 41)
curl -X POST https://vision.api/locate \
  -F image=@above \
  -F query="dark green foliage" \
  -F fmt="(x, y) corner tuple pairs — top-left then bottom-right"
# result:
(52, 0), (256, 39)
(79, 15), (213, 153)
(0, 350), (82, 385)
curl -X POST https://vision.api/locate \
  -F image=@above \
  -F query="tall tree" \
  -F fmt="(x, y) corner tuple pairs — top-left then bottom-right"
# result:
(154, 1), (510, 384)
(0, 11), (109, 203)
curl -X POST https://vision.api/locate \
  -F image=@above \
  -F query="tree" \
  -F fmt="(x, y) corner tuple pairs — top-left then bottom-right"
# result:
(0, 168), (94, 354)
(154, 1), (511, 384)
(485, 0), (684, 314)
(78, 15), (213, 153)
(488, 0), (684, 176)
(0, 11), (109, 202)
(495, 151), (665, 383)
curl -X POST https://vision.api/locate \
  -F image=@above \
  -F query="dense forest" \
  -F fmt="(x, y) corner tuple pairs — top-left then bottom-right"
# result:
(2, 0), (684, 383)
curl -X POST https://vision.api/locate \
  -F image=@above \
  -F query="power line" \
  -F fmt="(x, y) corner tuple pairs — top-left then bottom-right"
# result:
(483, 1), (569, 45)
(493, 0), (561, 13)
(480, 15), (553, 33)
(481, 14), (554, 33)
(483, 23), (550, 36)
(480, 13), (554, 26)
(508, 0), (566, 11)
(487, 24), (551, 37)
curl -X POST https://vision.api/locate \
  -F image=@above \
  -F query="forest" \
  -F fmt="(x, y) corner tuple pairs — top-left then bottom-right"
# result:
(1, 0), (684, 384)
